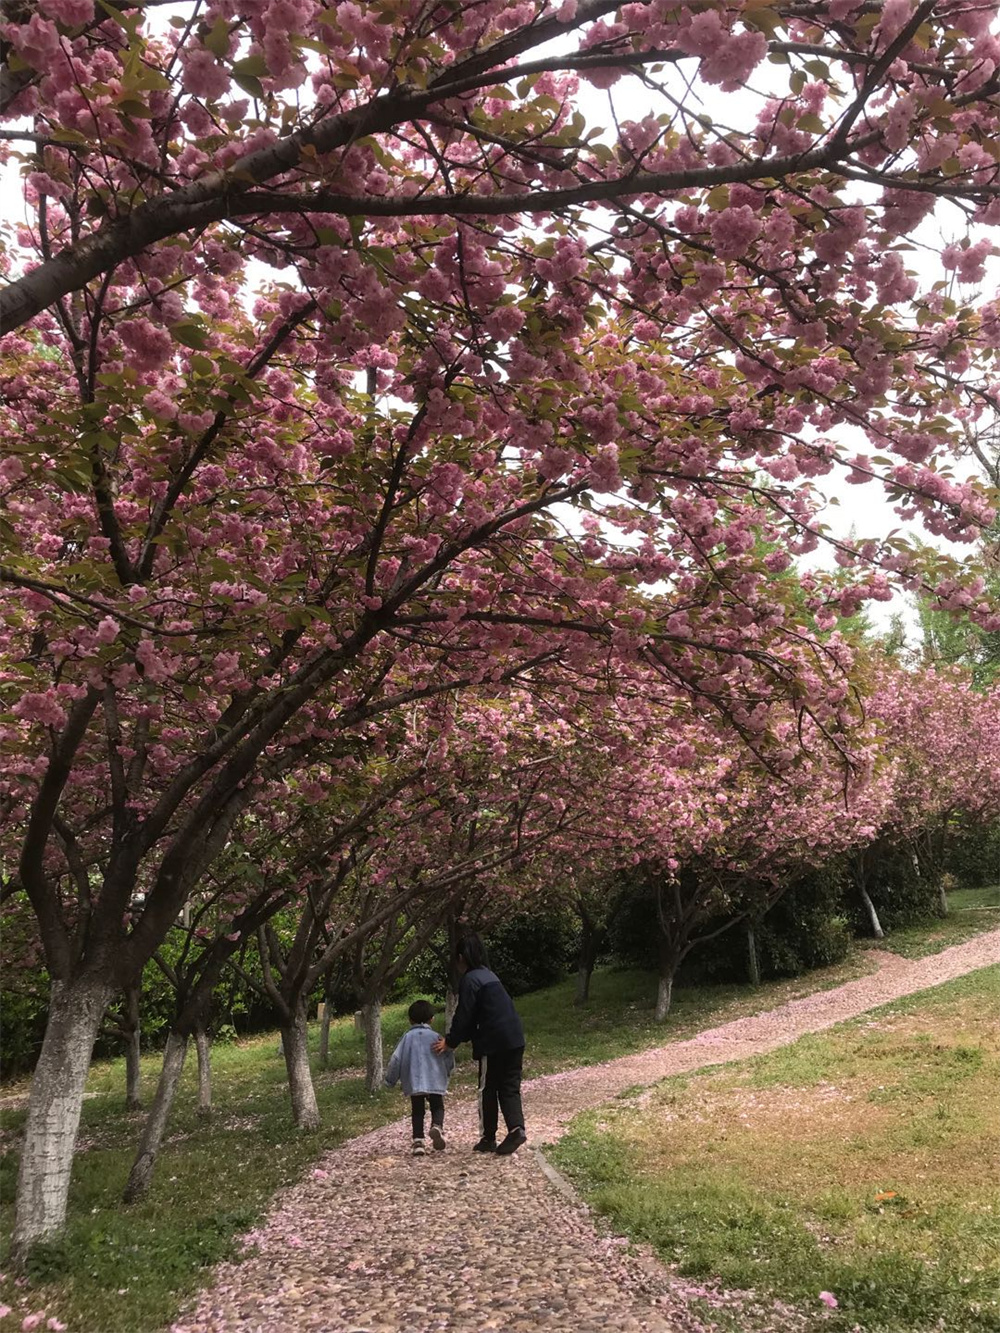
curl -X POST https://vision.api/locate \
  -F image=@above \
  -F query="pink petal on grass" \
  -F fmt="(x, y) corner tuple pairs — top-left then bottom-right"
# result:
(819, 1291), (839, 1309)
(0, 1308), (10, 1321)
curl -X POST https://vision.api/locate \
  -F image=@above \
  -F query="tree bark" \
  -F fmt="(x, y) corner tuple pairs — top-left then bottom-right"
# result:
(574, 917), (599, 1005)
(280, 1005), (320, 1130)
(858, 881), (884, 939)
(361, 996), (384, 1095)
(319, 1001), (333, 1069)
(747, 923), (761, 987)
(195, 1028), (212, 1119)
(123, 1030), (189, 1204)
(123, 986), (142, 1110)
(654, 971), (674, 1022)
(444, 987), (459, 1030)
(13, 976), (112, 1255)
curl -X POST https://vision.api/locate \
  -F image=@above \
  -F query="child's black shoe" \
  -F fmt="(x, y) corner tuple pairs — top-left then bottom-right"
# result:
(472, 1136), (496, 1153)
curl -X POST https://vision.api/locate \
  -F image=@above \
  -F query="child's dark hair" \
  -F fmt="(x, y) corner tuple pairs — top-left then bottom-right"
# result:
(456, 932), (489, 970)
(408, 999), (435, 1025)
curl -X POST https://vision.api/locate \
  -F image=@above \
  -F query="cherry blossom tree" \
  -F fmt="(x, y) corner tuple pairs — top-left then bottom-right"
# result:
(4, 0), (1000, 1255)
(850, 659), (1000, 934)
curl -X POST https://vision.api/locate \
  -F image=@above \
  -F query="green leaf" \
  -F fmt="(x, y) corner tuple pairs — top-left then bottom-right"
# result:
(202, 16), (231, 58)
(233, 54), (268, 77)
(117, 98), (151, 118)
(233, 73), (264, 99)
(170, 320), (210, 350)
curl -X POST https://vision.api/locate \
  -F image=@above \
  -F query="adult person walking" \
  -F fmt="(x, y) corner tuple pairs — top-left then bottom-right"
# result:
(432, 933), (527, 1156)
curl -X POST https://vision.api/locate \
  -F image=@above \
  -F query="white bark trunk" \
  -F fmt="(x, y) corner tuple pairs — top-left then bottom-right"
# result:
(859, 882), (884, 938)
(361, 997), (383, 1094)
(281, 1008), (320, 1130)
(654, 972), (673, 1022)
(575, 962), (593, 1005)
(13, 977), (112, 1254)
(444, 988), (459, 1030)
(123, 1030), (189, 1204)
(319, 1003), (332, 1069)
(937, 881), (949, 917)
(125, 1028), (142, 1110)
(195, 1030), (212, 1118)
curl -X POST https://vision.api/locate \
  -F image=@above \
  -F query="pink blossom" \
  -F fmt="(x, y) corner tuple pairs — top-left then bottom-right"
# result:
(21, 1316), (45, 1333)
(13, 692), (68, 729)
(818, 1291), (839, 1309)
(710, 206), (762, 260)
(875, 0), (915, 48)
(181, 48), (231, 101)
(47, 1322), (67, 1332)
(39, 0), (94, 24)
(11, 14), (61, 69)
(941, 238), (993, 285)
(118, 319), (173, 373)
(0, 1308), (10, 1321)
(0, 456), (26, 484)
(96, 616), (121, 644)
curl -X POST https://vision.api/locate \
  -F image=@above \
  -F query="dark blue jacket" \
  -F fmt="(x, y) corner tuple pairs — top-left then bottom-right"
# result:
(445, 966), (524, 1059)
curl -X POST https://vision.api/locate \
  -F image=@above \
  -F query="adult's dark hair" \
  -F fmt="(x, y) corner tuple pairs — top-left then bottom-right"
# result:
(456, 933), (489, 970)
(408, 999), (435, 1024)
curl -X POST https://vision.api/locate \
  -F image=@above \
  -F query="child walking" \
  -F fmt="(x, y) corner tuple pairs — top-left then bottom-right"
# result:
(384, 999), (455, 1156)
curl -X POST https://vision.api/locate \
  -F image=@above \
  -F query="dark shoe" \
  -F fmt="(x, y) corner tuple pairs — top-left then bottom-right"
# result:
(495, 1127), (527, 1156)
(472, 1136), (497, 1153)
(430, 1124), (446, 1151)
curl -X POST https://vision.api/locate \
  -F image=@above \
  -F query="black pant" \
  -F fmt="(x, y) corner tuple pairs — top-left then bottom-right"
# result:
(411, 1093), (444, 1138)
(478, 1046), (524, 1139)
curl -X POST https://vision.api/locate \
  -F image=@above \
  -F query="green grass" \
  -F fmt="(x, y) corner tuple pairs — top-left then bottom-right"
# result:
(862, 885), (1000, 960)
(551, 966), (1000, 1333)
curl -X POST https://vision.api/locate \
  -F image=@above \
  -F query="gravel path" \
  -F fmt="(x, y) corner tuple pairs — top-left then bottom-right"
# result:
(175, 930), (1000, 1333)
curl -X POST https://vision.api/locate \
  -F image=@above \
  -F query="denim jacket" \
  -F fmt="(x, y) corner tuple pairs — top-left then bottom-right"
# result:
(384, 1024), (455, 1096)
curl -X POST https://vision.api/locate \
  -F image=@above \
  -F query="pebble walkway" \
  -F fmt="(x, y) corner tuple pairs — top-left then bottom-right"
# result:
(176, 930), (1000, 1333)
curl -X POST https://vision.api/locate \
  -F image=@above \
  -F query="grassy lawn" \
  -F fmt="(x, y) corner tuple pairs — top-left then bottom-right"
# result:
(550, 966), (1000, 1333)
(861, 884), (1000, 960)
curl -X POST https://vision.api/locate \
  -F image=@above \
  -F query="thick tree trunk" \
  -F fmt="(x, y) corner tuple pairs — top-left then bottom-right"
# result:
(654, 971), (674, 1022)
(444, 987), (459, 1030)
(195, 1029), (212, 1118)
(859, 881), (884, 939)
(319, 1001), (333, 1069)
(13, 976), (112, 1255)
(123, 1031), (189, 1204)
(937, 880), (949, 917)
(747, 923), (761, 987)
(281, 1006), (320, 1130)
(361, 997), (384, 1094)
